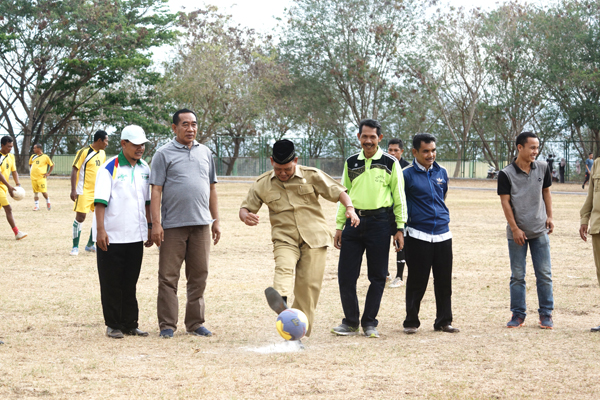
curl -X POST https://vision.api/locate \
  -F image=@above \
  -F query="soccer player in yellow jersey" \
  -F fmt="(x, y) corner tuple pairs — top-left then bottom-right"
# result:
(29, 144), (54, 211)
(70, 130), (108, 255)
(0, 136), (27, 240)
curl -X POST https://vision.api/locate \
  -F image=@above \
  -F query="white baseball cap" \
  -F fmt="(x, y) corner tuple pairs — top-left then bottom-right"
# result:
(121, 125), (149, 145)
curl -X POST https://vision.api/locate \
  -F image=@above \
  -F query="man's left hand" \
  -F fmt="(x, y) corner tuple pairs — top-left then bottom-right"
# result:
(393, 230), (404, 252)
(546, 217), (554, 234)
(345, 207), (360, 227)
(212, 220), (221, 245)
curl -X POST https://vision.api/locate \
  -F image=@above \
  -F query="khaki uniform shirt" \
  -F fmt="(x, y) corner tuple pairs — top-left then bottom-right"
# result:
(580, 158), (600, 233)
(241, 165), (346, 248)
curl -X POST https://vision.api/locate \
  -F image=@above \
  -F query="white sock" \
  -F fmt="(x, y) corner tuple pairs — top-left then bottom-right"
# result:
(46, 197), (50, 204)
(34, 200), (39, 207)
(73, 220), (82, 240)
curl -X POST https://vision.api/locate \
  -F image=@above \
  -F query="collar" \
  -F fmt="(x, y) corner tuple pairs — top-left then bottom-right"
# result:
(0, 151), (8, 157)
(270, 165), (302, 181)
(172, 137), (199, 149)
(118, 151), (143, 167)
(358, 146), (383, 161)
(414, 159), (437, 172)
(511, 158), (537, 174)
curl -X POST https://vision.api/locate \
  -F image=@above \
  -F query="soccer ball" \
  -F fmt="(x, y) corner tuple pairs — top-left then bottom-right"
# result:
(12, 187), (25, 201)
(276, 308), (308, 341)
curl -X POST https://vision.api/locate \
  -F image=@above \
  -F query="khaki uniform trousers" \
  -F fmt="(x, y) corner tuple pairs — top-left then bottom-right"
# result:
(273, 240), (327, 337)
(157, 225), (210, 332)
(592, 234), (600, 286)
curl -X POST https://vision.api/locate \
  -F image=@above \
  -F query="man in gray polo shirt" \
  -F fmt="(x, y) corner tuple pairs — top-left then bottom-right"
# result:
(150, 108), (221, 339)
(498, 131), (554, 329)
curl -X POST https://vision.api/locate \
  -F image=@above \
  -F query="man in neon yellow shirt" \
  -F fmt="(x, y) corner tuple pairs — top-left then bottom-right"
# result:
(331, 119), (407, 338)
(29, 144), (54, 211)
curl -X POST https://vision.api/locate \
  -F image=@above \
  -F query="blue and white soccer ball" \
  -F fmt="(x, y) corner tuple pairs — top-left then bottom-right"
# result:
(276, 308), (308, 341)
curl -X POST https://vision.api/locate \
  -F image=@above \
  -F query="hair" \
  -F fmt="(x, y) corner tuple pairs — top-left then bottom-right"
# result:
(1, 136), (13, 146)
(412, 133), (436, 151)
(33, 143), (42, 150)
(388, 138), (403, 150)
(590, 152), (594, 156)
(358, 119), (381, 136)
(93, 130), (108, 143)
(173, 109), (197, 125)
(515, 131), (538, 148)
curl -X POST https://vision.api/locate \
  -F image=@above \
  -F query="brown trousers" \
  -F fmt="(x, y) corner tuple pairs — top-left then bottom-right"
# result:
(592, 234), (600, 286)
(272, 240), (327, 337)
(157, 225), (210, 332)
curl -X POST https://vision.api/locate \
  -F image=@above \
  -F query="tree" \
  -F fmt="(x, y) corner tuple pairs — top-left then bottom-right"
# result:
(0, 0), (177, 172)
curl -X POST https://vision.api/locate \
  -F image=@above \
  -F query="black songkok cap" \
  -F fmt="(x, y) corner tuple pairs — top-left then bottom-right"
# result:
(272, 139), (296, 164)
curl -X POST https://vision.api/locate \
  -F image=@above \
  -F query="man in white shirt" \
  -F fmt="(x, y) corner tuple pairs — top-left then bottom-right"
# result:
(93, 125), (153, 339)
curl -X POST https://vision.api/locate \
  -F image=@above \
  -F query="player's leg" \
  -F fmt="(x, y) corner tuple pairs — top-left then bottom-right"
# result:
(432, 239), (455, 331)
(39, 179), (50, 210)
(32, 179), (40, 210)
(507, 238), (528, 322)
(184, 225), (212, 336)
(403, 235), (433, 330)
(71, 194), (88, 255)
(1, 190), (26, 240)
(390, 247), (406, 288)
(529, 233), (554, 328)
(157, 226), (188, 335)
(85, 202), (96, 251)
(292, 244), (327, 337)
(273, 241), (301, 306)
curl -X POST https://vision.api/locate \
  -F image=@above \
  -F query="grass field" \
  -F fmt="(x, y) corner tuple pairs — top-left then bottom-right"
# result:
(1, 176), (599, 399)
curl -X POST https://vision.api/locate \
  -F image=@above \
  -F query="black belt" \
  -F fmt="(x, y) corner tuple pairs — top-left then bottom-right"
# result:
(355, 207), (392, 217)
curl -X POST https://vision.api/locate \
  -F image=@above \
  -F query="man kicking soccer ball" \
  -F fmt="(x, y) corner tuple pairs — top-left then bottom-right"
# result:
(240, 139), (359, 339)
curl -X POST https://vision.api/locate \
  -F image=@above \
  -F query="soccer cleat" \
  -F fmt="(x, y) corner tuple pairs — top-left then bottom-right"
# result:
(159, 329), (174, 339)
(47, 202), (51, 211)
(33, 206), (39, 211)
(187, 326), (212, 337)
(70, 247), (79, 256)
(507, 314), (525, 328)
(85, 245), (96, 253)
(539, 315), (553, 329)
(265, 287), (288, 314)
(331, 323), (360, 336)
(363, 326), (380, 338)
(389, 277), (404, 288)
(15, 231), (27, 240)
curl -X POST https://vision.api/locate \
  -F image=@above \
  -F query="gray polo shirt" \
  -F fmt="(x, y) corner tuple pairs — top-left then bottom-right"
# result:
(497, 159), (552, 240)
(150, 138), (217, 229)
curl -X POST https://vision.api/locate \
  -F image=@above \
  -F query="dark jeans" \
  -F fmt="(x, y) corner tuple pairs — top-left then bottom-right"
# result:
(404, 235), (453, 329)
(97, 242), (144, 331)
(338, 213), (391, 328)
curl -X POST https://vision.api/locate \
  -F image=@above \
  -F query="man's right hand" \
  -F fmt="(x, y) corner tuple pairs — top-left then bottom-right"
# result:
(70, 191), (77, 202)
(512, 227), (527, 246)
(580, 224), (589, 242)
(334, 229), (342, 250)
(152, 224), (164, 247)
(7, 186), (15, 198)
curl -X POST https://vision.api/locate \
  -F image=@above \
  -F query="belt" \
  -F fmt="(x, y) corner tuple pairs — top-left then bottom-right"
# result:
(355, 207), (392, 217)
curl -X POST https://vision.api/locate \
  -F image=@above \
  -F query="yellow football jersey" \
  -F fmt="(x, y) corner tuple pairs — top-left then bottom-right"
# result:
(0, 152), (16, 191)
(72, 145), (106, 195)
(29, 153), (54, 180)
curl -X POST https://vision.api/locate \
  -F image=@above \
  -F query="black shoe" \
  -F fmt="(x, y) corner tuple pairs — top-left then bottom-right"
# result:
(591, 325), (600, 332)
(106, 327), (124, 339)
(123, 328), (149, 337)
(264, 287), (288, 314)
(434, 324), (460, 333)
(0, 340), (3, 344)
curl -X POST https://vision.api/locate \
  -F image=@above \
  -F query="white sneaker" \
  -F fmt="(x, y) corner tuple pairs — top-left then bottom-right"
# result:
(70, 247), (79, 256)
(33, 206), (39, 211)
(386, 274), (392, 282)
(15, 231), (27, 240)
(389, 277), (404, 288)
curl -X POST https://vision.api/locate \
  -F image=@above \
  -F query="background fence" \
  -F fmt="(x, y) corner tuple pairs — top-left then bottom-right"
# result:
(16, 135), (592, 181)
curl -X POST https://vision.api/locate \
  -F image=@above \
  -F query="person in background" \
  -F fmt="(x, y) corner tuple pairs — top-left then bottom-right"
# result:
(0, 136), (27, 240)
(29, 143), (54, 211)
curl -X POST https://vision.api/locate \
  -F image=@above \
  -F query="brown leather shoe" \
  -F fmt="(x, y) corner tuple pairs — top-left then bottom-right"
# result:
(435, 325), (460, 333)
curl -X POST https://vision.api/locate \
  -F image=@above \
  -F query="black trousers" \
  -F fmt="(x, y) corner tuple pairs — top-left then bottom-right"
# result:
(97, 242), (144, 331)
(403, 235), (453, 329)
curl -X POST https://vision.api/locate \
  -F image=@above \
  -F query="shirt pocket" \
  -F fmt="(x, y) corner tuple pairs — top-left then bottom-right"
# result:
(297, 184), (317, 204)
(265, 191), (283, 213)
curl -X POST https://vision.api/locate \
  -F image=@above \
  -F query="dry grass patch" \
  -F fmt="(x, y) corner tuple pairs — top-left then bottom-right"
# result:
(0, 177), (599, 399)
